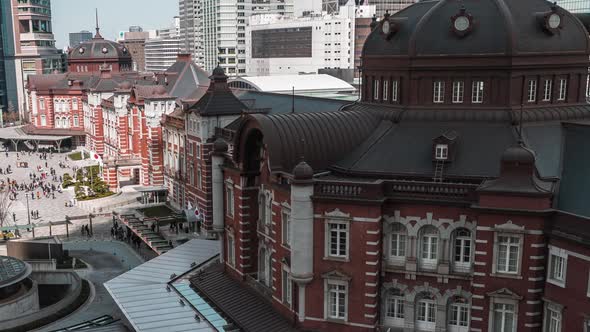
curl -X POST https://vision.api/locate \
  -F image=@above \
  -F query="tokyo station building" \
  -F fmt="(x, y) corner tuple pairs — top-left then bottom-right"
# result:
(189, 0), (590, 332)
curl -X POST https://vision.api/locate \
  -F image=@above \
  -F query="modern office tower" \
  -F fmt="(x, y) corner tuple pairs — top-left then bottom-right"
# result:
(555, 0), (590, 12)
(178, 0), (199, 62)
(179, 0), (294, 75)
(246, 3), (374, 77)
(129, 25), (143, 32)
(0, 0), (62, 119)
(120, 29), (151, 72)
(69, 31), (93, 48)
(145, 38), (182, 72)
(366, 0), (417, 17)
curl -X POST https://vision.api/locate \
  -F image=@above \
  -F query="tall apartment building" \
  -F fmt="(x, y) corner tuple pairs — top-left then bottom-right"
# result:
(144, 19), (182, 72)
(246, 4), (375, 76)
(0, 0), (62, 119)
(120, 28), (151, 72)
(555, 0), (590, 12)
(69, 30), (93, 48)
(179, 0), (294, 75)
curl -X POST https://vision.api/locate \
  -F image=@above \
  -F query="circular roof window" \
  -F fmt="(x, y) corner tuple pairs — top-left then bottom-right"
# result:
(78, 47), (85, 54)
(122, 47), (128, 54)
(102, 47), (109, 54)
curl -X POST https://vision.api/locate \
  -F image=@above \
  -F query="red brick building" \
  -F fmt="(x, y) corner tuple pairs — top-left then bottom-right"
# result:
(189, 1), (590, 332)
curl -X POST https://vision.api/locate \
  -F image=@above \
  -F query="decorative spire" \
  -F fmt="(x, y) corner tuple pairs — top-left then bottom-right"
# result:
(94, 8), (103, 39)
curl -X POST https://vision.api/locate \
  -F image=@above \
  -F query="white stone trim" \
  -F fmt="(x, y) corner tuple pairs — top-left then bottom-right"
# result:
(530, 255), (545, 260)
(475, 239), (488, 244)
(531, 243), (546, 248)
(527, 289), (543, 293)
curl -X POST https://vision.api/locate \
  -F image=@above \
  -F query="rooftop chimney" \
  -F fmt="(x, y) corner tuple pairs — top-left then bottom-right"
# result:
(177, 53), (192, 62)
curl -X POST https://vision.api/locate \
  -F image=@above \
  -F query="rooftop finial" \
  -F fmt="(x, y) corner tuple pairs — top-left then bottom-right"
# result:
(94, 8), (102, 38)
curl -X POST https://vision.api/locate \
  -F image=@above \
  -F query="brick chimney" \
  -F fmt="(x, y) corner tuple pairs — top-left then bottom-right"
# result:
(176, 53), (192, 62)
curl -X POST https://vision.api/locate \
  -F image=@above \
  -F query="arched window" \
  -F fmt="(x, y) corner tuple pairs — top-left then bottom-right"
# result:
(40, 115), (46, 126)
(416, 293), (437, 331)
(384, 288), (404, 327)
(448, 297), (470, 332)
(389, 223), (407, 264)
(453, 228), (472, 272)
(420, 226), (439, 270)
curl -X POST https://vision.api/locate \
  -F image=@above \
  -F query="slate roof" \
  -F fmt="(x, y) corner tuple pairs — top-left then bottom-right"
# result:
(190, 263), (299, 332)
(234, 109), (381, 173)
(232, 89), (348, 114)
(233, 100), (590, 218)
(363, 0), (590, 57)
(69, 35), (131, 61)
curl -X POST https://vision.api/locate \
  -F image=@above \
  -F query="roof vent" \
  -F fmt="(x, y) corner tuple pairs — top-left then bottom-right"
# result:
(194, 314), (201, 322)
(170, 273), (177, 279)
(179, 299), (185, 306)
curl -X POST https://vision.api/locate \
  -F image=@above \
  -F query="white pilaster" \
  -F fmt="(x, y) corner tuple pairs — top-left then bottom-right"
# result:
(212, 154), (224, 232)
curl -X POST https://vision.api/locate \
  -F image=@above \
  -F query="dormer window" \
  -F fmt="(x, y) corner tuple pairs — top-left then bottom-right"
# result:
(435, 144), (448, 160)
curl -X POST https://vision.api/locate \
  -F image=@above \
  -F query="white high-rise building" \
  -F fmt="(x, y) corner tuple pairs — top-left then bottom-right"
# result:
(179, 0), (294, 76)
(145, 18), (182, 72)
(246, 4), (374, 76)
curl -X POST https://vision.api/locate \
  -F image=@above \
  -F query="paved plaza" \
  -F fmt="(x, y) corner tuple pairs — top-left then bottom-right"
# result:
(0, 150), (96, 232)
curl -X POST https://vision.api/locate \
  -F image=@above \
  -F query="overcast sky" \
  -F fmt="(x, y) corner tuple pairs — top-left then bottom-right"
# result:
(51, 0), (178, 49)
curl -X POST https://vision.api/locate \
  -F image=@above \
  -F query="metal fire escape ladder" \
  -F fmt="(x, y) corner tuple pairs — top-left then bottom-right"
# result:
(433, 159), (445, 182)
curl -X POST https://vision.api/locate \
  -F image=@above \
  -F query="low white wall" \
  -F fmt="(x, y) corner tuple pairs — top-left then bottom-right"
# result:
(0, 279), (40, 321)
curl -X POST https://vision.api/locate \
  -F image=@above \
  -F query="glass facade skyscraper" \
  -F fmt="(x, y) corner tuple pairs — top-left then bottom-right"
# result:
(555, 0), (590, 13)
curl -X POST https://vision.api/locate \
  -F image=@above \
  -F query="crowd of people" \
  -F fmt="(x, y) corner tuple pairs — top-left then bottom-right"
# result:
(111, 219), (144, 250)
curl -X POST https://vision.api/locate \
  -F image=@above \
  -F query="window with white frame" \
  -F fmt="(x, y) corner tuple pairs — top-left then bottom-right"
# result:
(558, 79), (567, 101)
(326, 280), (347, 320)
(449, 301), (470, 331)
(39, 98), (45, 110)
(258, 192), (272, 229)
(547, 247), (567, 287)
(226, 185), (234, 217)
(281, 210), (291, 247)
(420, 226), (439, 269)
(493, 303), (516, 332)
(543, 79), (552, 101)
(227, 233), (235, 266)
(384, 289), (404, 325)
(73, 115), (79, 127)
(326, 221), (349, 259)
(433, 81), (445, 103)
(417, 297), (436, 331)
(392, 80), (399, 101)
(383, 79), (389, 101)
(435, 144), (449, 160)
(197, 166), (202, 189)
(196, 142), (201, 159)
(389, 223), (407, 263)
(496, 235), (520, 274)
(258, 247), (271, 286)
(454, 229), (472, 272)
(452, 81), (464, 103)
(282, 268), (292, 307)
(544, 304), (562, 332)
(40, 115), (46, 126)
(528, 79), (538, 102)
(374, 78), (380, 101)
(72, 97), (78, 110)
(472, 81), (484, 103)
